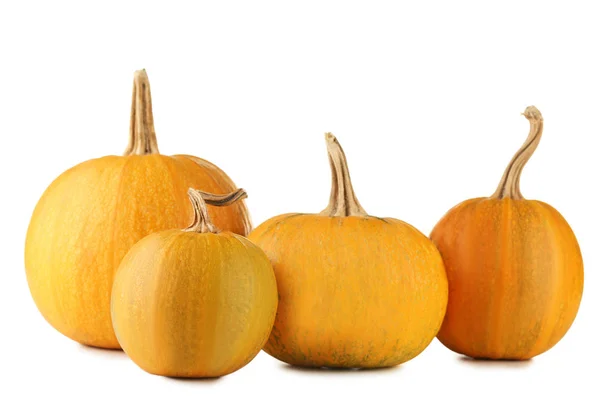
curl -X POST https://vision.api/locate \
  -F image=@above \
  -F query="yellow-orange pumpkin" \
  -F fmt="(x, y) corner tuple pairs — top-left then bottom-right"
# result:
(249, 134), (448, 369)
(430, 106), (584, 360)
(25, 70), (251, 349)
(111, 189), (277, 377)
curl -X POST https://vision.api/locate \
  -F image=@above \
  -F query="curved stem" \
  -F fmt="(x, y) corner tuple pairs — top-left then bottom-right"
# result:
(124, 69), (160, 155)
(491, 106), (544, 200)
(319, 133), (367, 217)
(184, 188), (248, 233)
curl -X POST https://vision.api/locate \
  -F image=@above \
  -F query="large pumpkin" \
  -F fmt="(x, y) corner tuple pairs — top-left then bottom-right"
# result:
(111, 189), (277, 377)
(249, 134), (448, 369)
(25, 70), (251, 349)
(430, 106), (584, 360)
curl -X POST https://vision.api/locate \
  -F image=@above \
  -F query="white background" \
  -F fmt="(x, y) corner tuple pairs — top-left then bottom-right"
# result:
(1, 1), (598, 399)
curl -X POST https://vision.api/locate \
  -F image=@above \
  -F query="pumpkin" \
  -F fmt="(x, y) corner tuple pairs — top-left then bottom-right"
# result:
(25, 70), (251, 349)
(111, 188), (277, 377)
(248, 134), (448, 369)
(430, 106), (584, 360)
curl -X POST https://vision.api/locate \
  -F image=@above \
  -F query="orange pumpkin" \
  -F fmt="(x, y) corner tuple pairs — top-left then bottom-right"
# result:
(249, 134), (448, 369)
(25, 70), (251, 349)
(112, 189), (277, 377)
(430, 106), (584, 360)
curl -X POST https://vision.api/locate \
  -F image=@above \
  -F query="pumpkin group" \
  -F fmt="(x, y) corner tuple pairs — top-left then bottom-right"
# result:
(25, 70), (251, 349)
(24, 66), (584, 373)
(430, 106), (584, 360)
(111, 188), (277, 377)
(249, 134), (448, 368)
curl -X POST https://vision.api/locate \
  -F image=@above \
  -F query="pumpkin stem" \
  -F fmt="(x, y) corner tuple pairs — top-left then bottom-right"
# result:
(491, 106), (544, 200)
(320, 133), (368, 217)
(184, 188), (248, 233)
(124, 69), (160, 155)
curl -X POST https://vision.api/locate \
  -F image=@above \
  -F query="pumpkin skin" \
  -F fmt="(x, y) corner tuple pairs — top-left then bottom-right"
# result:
(249, 134), (448, 368)
(431, 198), (583, 360)
(25, 71), (251, 349)
(111, 190), (277, 377)
(430, 107), (583, 360)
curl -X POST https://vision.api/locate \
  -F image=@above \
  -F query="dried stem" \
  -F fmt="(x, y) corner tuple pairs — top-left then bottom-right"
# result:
(184, 188), (248, 233)
(491, 106), (544, 200)
(320, 133), (367, 217)
(124, 69), (160, 155)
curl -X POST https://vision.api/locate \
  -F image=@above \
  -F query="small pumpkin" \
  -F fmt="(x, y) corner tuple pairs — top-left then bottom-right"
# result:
(430, 106), (584, 360)
(111, 188), (277, 378)
(249, 134), (448, 369)
(25, 70), (251, 349)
